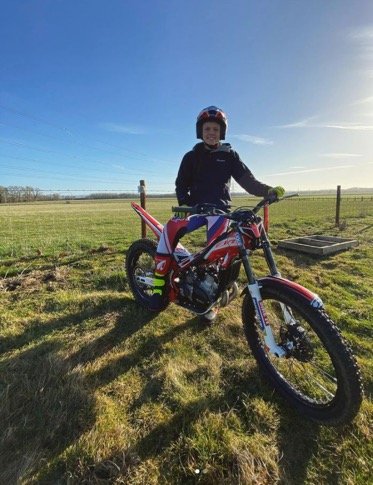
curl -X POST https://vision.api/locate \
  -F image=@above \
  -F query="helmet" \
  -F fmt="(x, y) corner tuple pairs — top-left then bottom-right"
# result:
(196, 106), (228, 140)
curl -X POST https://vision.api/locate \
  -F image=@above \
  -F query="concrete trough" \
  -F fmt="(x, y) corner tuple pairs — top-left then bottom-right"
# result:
(278, 235), (359, 255)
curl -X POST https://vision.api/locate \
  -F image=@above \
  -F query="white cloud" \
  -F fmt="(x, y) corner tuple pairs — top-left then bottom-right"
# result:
(323, 123), (373, 131)
(265, 165), (355, 177)
(321, 153), (363, 159)
(277, 117), (318, 129)
(350, 27), (373, 80)
(278, 118), (373, 131)
(351, 26), (373, 60)
(231, 134), (273, 145)
(101, 122), (146, 135)
(351, 95), (373, 106)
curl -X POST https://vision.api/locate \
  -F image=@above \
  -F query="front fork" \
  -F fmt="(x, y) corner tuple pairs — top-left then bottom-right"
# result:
(259, 228), (295, 326)
(246, 282), (286, 357)
(234, 223), (288, 357)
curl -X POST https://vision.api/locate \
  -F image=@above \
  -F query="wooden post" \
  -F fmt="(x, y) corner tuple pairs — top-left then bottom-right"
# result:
(336, 185), (341, 226)
(139, 180), (146, 238)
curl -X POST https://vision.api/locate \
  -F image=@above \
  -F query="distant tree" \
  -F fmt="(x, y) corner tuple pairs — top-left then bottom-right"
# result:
(0, 186), (8, 203)
(6, 186), (21, 202)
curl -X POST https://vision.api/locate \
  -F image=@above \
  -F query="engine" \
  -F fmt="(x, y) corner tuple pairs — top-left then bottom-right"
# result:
(177, 265), (219, 308)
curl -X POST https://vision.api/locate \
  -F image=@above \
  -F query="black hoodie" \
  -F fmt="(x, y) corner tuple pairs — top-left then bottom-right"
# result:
(175, 142), (272, 207)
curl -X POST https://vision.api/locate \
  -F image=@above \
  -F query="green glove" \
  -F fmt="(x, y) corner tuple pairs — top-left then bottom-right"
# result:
(268, 186), (285, 199)
(175, 205), (190, 218)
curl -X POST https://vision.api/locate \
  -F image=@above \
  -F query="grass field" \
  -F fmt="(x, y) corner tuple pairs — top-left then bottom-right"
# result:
(0, 197), (372, 484)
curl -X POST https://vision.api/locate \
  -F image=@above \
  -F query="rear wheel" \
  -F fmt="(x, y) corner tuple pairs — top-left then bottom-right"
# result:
(242, 285), (363, 425)
(126, 238), (169, 310)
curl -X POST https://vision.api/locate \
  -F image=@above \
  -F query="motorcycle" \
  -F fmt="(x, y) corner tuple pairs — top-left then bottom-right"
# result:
(126, 194), (363, 426)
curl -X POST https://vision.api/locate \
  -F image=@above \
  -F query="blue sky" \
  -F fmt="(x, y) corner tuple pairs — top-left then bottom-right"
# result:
(1, 0), (373, 196)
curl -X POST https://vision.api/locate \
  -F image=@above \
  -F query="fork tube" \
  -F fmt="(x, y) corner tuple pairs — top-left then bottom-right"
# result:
(260, 225), (296, 324)
(234, 225), (286, 357)
(233, 225), (256, 284)
(260, 226), (280, 276)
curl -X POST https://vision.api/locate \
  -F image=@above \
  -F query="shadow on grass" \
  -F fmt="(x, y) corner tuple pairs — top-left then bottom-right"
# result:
(0, 340), (95, 484)
(275, 247), (342, 269)
(357, 223), (373, 233)
(81, 311), (323, 485)
(0, 253), (92, 276)
(0, 295), (158, 484)
(0, 294), (133, 356)
(276, 411), (321, 485)
(31, 310), (199, 484)
(124, 363), (322, 485)
(85, 316), (199, 389)
(1, 296), (351, 484)
(277, 409), (370, 485)
(77, 307), (323, 484)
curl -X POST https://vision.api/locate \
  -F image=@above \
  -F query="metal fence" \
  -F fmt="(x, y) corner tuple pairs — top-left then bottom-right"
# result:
(0, 196), (372, 259)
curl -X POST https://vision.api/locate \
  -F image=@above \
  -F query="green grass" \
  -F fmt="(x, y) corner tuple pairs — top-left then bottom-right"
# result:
(0, 197), (372, 484)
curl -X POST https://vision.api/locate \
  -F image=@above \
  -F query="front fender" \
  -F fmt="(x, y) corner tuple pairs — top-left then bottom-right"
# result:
(242, 275), (323, 309)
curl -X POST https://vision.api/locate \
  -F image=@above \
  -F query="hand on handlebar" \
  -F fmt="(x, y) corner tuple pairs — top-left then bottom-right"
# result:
(268, 186), (285, 199)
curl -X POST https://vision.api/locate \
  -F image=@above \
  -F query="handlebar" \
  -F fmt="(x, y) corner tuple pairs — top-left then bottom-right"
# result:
(252, 192), (299, 213)
(172, 194), (299, 217)
(171, 203), (230, 216)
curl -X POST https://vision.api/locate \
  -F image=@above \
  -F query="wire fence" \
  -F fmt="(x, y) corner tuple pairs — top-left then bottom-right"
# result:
(269, 195), (373, 220)
(0, 195), (372, 260)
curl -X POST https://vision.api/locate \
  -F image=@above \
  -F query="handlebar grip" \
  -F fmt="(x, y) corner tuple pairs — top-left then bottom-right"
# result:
(172, 204), (231, 215)
(172, 206), (193, 213)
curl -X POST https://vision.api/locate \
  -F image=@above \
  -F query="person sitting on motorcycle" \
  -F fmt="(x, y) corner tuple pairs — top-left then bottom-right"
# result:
(149, 105), (285, 323)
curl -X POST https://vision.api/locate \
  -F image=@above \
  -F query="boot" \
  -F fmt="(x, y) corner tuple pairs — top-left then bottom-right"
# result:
(200, 306), (219, 324)
(148, 254), (171, 312)
(148, 272), (168, 311)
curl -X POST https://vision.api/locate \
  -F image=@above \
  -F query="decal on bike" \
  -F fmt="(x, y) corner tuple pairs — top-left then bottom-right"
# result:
(206, 216), (230, 242)
(234, 231), (244, 247)
(310, 297), (323, 308)
(174, 247), (191, 257)
(219, 235), (237, 249)
(174, 249), (194, 268)
(204, 235), (238, 260)
(178, 255), (196, 268)
(240, 225), (261, 240)
(258, 300), (271, 326)
(252, 297), (270, 331)
(156, 260), (168, 272)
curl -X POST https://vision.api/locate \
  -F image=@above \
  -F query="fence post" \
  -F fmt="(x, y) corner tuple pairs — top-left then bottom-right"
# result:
(336, 185), (341, 226)
(139, 180), (146, 238)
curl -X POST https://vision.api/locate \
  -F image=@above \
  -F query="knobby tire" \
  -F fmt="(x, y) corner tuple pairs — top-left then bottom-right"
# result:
(242, 285), (363, 426)
(126, 238), (169, 311)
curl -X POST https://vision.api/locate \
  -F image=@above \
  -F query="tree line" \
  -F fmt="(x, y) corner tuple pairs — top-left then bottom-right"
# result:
(3, 185), (371, 204)
(0, 186), (47, 203)
(0, 186), (177, 203)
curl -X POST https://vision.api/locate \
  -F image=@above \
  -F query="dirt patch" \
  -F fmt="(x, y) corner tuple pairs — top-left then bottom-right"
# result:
(0, 267), (69, 293)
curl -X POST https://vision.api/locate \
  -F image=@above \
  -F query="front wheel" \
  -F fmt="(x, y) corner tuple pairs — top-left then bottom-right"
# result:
(242, 285), (363, 426)
(126, 238), (169, 311)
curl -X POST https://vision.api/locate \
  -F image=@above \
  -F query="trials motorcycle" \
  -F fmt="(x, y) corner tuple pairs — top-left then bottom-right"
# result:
(126, 194), (363, 426)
